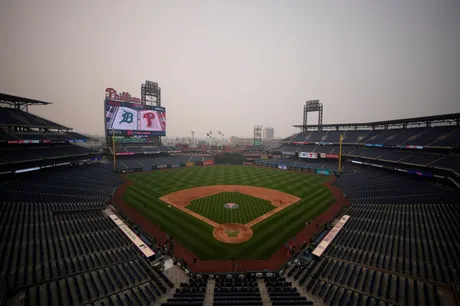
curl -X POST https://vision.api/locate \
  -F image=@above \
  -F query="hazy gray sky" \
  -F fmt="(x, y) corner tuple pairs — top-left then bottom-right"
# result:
(1, 0), (459, 138)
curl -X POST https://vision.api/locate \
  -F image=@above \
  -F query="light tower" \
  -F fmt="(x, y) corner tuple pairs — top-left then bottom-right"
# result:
(141, 80), (161, 107)
(303, 100), (323, 132)
(253, 125), (262, 146)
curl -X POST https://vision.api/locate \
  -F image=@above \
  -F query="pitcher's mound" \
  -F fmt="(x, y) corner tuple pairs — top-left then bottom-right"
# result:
(213, 223), (253, 244)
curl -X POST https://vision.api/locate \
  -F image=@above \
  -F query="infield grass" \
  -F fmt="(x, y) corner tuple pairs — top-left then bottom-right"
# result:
(186, 192), (275, 224)
(124, 165), (334, 260)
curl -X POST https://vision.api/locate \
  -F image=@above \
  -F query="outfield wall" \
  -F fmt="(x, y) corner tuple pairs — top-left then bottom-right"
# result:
(254, 160), (338, 176)
(117, 160), (214, 173)
(116, 159), (338, 176)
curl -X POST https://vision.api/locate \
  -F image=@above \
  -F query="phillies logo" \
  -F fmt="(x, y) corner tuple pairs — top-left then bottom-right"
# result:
(223, 203), (239, 209)
(143, 112), (155, 128)
(106, 88), (141, 103)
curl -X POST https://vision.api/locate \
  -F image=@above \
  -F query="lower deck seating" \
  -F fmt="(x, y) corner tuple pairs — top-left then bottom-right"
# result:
(161, 278), (206, 306)
(214, 275), (262, 306)
(294, 166), (459, 305)
(0, 164), (174, 306)
(265, 276), (313, 305)
(116, 155), (211, 169)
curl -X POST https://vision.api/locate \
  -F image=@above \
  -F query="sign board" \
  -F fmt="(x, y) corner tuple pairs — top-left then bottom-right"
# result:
(109, 214), (155, 258)
(106, 88), (141, 103)
(312, 215), (350, 257)
(299, 152), (318, 159)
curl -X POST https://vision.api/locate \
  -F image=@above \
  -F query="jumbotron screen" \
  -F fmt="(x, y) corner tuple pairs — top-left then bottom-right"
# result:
(105, 100), (166, 136)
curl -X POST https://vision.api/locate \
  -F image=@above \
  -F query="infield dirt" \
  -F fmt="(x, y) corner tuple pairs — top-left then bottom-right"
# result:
(111, 174), (349, 272)
(160, 185), (300, 229)
(213, 223), (254, 243)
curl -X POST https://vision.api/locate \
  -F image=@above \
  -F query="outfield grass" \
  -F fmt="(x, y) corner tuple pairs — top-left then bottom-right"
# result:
(124, 165), (334, 260)
(186, 192), (275, 224)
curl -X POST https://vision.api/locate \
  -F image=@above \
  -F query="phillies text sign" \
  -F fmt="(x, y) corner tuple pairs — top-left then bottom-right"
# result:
(106, 88), (141, 103)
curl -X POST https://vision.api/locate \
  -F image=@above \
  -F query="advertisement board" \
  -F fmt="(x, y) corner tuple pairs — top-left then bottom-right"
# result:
(299, 152), (318, 159)
(278, 164), (288, 170)
(7, 139), (86, 144)
(316, 169), (330, 176)
(157, 165), (167, 169)
(282, 151), (296, 156)
(186, 162), (195, 167)
(203, 160), (214, 166)
(312, 215), (350, 257)
(171, 164), (180, 168)
(319, 153), (339, 159)
(105, 100), (166, 136)
(109, 214), (155, 258)
(405, 145), (424, 150)
(116, 152), (135, 156)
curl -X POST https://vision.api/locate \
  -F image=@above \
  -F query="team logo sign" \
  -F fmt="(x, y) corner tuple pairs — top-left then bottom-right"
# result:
(119, 110), (134, 124)
(223, 203), (239, 209)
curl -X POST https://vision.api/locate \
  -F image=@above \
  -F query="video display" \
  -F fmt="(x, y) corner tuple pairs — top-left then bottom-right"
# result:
(105, 100), (166, 136)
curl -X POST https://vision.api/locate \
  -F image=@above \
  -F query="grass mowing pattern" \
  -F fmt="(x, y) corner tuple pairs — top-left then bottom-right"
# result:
(186, 192), (275, 224)
(124, 165), (334, 260)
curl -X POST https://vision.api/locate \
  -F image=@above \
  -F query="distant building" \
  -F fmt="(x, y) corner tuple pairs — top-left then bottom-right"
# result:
(263, 127), (274, 139)
(229, 136), (281, 149)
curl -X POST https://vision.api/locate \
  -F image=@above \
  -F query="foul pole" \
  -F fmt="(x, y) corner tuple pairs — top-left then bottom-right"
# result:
(112, 130), (116, 171)
(338, 134), (343, 174)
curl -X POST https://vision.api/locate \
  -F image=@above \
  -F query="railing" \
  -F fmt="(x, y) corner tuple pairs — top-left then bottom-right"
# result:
(0, 282), (6, 306)
(453, 278), (460, 306)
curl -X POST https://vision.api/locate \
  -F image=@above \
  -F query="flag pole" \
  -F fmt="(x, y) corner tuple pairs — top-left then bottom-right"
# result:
(338, 134), (343, 174)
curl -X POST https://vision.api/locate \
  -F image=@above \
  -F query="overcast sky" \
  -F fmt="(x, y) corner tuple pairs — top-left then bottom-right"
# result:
(1, 0), (459, 138)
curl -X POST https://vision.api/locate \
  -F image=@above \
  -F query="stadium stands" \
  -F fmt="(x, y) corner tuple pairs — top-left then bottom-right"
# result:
(161, 278), (206, 306)
(114, 145), (176, 155)
(2, 93), (460, 306)
(115, 155), (212, 170)
(285, 126), (460, 147)
(277, 122), (460, 174)
(286, 166), (460, 305)
(274, 144), (459, 174)
(213, 275), (262, 306)
(0, 163), (178, 306)
(264, 276), (313, 305)
(0, 146), (98, 164)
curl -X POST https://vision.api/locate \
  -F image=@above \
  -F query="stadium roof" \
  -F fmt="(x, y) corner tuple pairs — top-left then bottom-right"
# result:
(0, 92), (52, 106)
(293, 113), (460, 129)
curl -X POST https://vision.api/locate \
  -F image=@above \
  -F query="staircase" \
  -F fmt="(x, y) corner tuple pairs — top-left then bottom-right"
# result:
(283, 264), (323, 305)
(204, 279), (215, 306)
(257, 279), (272, 306)
(290, 280), (323, 306)
(154, 289), (175, 306)
(154, 266), (189, 306)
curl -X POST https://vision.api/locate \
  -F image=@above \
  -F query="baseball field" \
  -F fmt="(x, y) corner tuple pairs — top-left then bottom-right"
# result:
(123, 165), (335, 260)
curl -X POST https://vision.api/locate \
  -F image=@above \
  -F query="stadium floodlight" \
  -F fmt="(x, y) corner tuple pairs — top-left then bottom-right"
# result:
(141, 80), (161, 107)
(303, 100), (323, 131)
